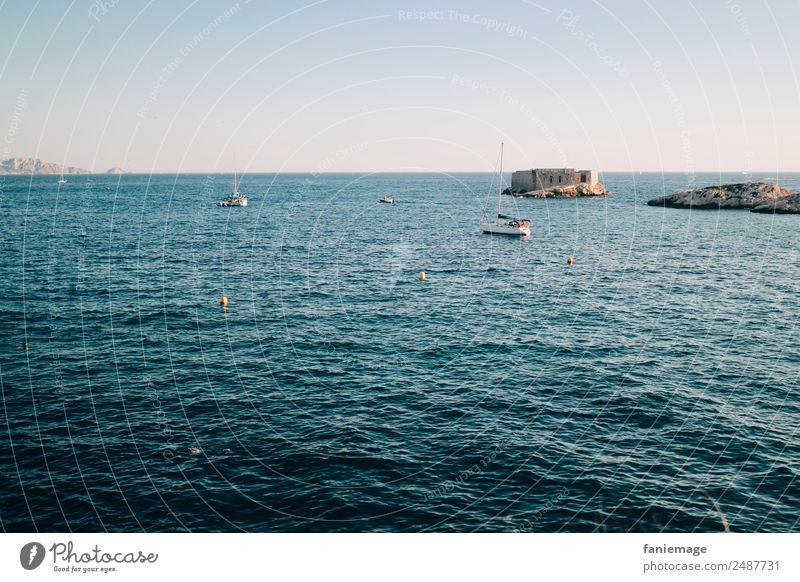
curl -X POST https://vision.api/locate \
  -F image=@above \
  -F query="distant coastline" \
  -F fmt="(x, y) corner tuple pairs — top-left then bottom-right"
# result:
(0, 157), (126, 175)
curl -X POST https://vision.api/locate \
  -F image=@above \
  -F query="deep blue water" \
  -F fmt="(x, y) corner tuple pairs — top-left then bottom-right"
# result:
(0, 171), (798, 532)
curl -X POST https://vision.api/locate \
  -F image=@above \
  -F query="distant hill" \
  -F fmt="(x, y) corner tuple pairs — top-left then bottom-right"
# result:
(105, 167), (127, 174)
(0, 157), (91, 175)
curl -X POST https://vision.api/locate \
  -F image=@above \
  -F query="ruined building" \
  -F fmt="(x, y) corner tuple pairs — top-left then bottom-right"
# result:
(511, 168), (598, 193)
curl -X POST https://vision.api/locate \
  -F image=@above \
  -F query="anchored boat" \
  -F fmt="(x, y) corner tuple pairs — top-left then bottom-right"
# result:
(480, 143), (530, 236)
(483, 213), (531, 236)
(218, 172), (248, 207)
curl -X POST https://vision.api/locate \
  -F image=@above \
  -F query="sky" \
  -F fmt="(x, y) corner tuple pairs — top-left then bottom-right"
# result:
(0, 0), (798, 173)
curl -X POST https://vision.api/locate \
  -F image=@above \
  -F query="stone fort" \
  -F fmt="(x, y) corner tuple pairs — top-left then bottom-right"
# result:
(511, 168), (598, 192)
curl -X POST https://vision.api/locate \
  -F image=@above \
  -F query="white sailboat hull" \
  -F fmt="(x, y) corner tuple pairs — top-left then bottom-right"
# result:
(218, 197), (248, 207)
(480, 221), (530, 236)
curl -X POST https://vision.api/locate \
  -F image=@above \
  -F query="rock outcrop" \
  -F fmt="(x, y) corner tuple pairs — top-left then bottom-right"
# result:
(647, 182), (797, 212)
(505, 182), (607, 198)
(0, 157), (90, 174)
(750, 192), (800, 214)
(105, 167), (127, 174)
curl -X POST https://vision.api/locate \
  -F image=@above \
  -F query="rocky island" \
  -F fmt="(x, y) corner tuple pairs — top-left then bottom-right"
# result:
(505, 182), (607, 198)
(749, 191), (800, 214)
(647, 182), (800, 214)
(507, 167), (607, 198)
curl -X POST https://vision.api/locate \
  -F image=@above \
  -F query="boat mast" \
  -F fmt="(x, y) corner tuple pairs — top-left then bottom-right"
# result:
(232, 171), (237, 194)
(497, 142), (504, 217)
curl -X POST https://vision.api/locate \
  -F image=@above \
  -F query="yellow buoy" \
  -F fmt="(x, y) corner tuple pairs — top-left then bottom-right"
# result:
(566, 256), (574, 265)
(219, 296), (228, 306)
(418, 271), (426, 281)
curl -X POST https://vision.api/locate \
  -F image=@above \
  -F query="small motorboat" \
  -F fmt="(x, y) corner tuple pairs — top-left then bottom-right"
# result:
(379, 196), (397, 204)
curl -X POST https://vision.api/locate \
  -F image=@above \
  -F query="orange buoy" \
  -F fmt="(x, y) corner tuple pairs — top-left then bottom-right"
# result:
(566, 256), (574, 265)
(219, 296), (228, 306)
(418, 271), (426, 281)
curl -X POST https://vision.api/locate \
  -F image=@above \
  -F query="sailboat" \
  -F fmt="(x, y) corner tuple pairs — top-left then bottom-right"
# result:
(57, 167), (67, 185)
(480, 143), (531, 236)
(217, 171), (248, 207)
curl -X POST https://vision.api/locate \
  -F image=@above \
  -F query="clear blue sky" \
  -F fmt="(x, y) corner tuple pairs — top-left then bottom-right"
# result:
(1, 0), (798, 173)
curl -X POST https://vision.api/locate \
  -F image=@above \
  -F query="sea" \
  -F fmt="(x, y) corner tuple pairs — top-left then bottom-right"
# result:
(0, 171), (798, 532)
